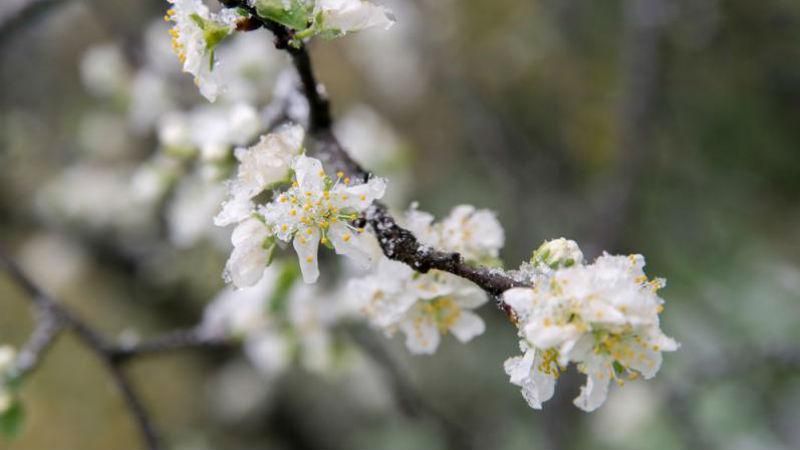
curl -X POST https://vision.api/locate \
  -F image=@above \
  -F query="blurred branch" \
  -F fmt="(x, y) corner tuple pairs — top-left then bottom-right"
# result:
(0, 0), (67, 46)
(1, 249), (163, 450)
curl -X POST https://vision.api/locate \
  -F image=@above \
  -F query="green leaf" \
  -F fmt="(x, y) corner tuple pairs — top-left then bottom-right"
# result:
(253, 0), (312, 31)
(0, 401), (25, 439)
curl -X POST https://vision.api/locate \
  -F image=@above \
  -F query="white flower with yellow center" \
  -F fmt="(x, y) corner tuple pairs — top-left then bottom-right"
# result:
(165, 0), (237, 102)
(439, 205), (505, 262)
(215, 124), (305, 227)
(314, 0), (395, 37)
(351, 258), (488, 355)
(503, 252), (679, 412)
(262, 155), (386, 283)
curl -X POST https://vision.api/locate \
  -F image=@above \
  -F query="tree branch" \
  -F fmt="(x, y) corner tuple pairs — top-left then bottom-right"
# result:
(0, 249), (162, 450)
(223, 1), (529, 309)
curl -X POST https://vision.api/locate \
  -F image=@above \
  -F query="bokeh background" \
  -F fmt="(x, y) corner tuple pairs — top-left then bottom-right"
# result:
(1, 0), (799, 449)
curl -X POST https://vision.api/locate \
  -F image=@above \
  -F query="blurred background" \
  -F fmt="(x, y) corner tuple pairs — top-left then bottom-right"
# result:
(1, 0), (799, 449)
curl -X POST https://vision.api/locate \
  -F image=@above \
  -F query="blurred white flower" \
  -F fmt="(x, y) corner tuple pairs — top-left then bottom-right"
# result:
(19, 233), (88, 293)
(215, 124), (305, 227)
(129, 69), (176, 133)
(503, 251), (679, 412)
(0, 346), (15, 375)
(167, 176), (228, 248)
(79, 43), (130, 98)
(351, 258), (487, 354)
(0, 345), (15, 414)
(439, 205), (505, 262)
(166, 0), (237, 101)
(261, 155), (386, 283)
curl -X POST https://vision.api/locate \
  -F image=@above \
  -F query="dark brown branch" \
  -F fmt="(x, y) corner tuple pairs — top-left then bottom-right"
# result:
(109, 328), (231, 365)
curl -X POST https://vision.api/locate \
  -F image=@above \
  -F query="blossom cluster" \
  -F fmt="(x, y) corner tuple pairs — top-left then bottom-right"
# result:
(349, 205), (505, 354)
(503, 239), (679, 412)
(217, 125), (387, 286)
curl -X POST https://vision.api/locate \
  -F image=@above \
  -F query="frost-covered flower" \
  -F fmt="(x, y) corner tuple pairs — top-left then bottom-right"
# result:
(440, 205), (505, 262)
(80, 43), (130, 98)
(224, 217), (275, 288)
(314, 0), (395, 36)
(262, 155), (386, 283)
(166, 0), (237, 101)
(215, 124), (305, 227)
(351, 258), (488, 354)
(503, 251), (679, 412)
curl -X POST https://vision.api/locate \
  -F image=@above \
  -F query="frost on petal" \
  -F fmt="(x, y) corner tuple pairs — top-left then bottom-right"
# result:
(293, 226), (321, 283)
(502, 288), (536, 317)
(223, 218), (273, 288)
(449, 310), (485, 342)
(214, 191), (254, 226)
(574, 370), (611, 412)
(335, 176), (387, 210)
(328, 221), (380, 269)
(400, 314), (440, 355)
(504, 345), (557, 410)
(292, 155), (326, 192)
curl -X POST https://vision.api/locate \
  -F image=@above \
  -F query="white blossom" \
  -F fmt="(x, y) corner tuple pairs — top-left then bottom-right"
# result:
(351, 258), (488, 354)
(79, 43), (130, 98)
(315, 0), (395, 36)
(215, 124), (305, 227)
(261, 155), (386, 283)
(166, 0), (237, 102)
(439, 205), (505, 262)
(503, 250), (679, 412)
(223, 217), (275, 288)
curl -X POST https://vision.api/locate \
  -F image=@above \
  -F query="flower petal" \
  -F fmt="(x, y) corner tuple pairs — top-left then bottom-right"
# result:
(293, 226), (321, 283)
(449, 310), (485, 342)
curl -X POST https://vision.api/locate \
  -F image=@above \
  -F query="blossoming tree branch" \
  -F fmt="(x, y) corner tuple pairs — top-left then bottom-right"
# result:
(0, 0), (679, 447)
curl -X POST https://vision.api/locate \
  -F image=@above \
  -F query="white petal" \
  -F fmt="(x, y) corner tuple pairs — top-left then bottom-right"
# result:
(502, 288), (536, 315)
(504, 351), (534, 386)
(454, 285), (488, 309)
(225, 244), (268, 288)
(334, 177), (386, 210)
(574, 370), (611, 412)
(292, 155), (326, 192)
(449, 310), (485, 342)
(328, 221), (379, 269)
(400, 315), (440, 355)
(293, 226), (321, 283)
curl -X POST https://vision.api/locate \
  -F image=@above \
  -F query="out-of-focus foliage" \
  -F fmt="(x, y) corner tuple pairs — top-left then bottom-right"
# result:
(1, 0), (799, 449)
